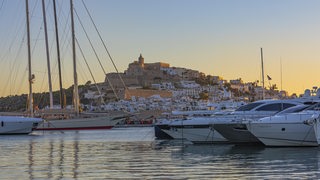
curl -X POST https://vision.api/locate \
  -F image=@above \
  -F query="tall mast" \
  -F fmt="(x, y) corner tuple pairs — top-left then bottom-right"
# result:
(26, 0), (33, 117)
(42, 0), (53, 109)
(70, 0), (79, 115)
(260, 47), (265, 100)
(53, 0), (64, 109)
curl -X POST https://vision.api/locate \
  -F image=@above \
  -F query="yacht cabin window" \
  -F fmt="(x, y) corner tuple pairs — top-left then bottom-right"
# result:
(255, 103), (296, 112)
(276, 105), (309, 115)
(235, 102), (265, 111)
(305, 103), (320, 111)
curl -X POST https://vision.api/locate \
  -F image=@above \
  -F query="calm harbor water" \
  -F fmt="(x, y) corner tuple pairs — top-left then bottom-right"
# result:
(1, 127), (320, 179)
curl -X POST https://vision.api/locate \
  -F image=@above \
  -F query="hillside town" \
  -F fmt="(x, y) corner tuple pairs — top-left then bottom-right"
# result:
(78, 54), (297, 113)
(0, 54), (307, 114)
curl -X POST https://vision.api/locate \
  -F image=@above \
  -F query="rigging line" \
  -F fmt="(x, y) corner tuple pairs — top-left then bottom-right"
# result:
(59, 21), (72, 85)
(52, 0), (64, 109)
(75, 38), (105, 105)
(34, 68), (48, 109)
(43, 0), (70, 79)
(1, 2), (25, 63)
(42, 0), (53, 108)
(74, 8), (118, 100)
(301, 124), (314, 145)
(51, 1), (71, 85)
(56, 0), (71, 60)
(0, 0), (5, 21)
(3, 33), (26, 96)
(0, 0), (5, 11)
(15, 68), (28, 95)
(18, 1), (45, 100)
(33, 69), (49, 107)
(60, 39), (72, 85)
(81, 0), (128, 95)
(18, 12), (44, 97)
(30, 0), (40, 19)
(77, 58), (90, 85)
(57, 0), (72, 58)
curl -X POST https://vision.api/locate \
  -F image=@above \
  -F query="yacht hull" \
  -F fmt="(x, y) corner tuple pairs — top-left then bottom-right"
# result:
(164, 125), (227, 143)
(213, 124), (261, 144)
(248, 122), (317, 147)
(154, 124), (174, 139)
(0, 116), (42, 134)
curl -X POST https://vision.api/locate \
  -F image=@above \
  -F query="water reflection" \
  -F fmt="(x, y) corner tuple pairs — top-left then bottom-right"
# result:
(26, 133), (80, 179)
(27, 140), (35, 180)
(1, 129), (320, 179)
(173, 144), (320, 179)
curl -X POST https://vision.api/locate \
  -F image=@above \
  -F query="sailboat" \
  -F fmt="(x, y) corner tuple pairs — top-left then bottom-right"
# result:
(34, 0), (129, 131)
(0, 0), (43, 135)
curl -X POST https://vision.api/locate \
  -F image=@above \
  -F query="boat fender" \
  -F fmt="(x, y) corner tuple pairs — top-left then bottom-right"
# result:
(1, 121), (3, 127)
(303, 114), (320, 125)
(303, 119), (316, 125)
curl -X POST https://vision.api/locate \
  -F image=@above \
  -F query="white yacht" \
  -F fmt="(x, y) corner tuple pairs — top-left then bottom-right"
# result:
(313, 113), (320, 145)
(212, 99), (310, 144)
(0, 116), (42, 134)
(246, 104), (319, 146)
(154, 100), (244, 140)
(162, 117), (228, 143)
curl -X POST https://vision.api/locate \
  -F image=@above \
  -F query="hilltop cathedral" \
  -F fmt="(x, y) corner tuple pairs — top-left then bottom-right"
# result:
(125, 54), (170, 76)
(104, 54), (179, 89)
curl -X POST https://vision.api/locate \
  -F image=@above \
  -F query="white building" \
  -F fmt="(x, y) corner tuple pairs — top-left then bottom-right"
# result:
(151, 82), (175, 90)
(180, 81), (200, 89)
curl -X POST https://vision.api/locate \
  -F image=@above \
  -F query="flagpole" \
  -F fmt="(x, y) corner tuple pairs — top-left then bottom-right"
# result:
(260, 48), (265, 100)
(280, 57), (282, 91)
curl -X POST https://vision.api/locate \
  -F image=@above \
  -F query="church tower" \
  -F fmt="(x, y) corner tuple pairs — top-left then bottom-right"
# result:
(138, 54), (144, 68)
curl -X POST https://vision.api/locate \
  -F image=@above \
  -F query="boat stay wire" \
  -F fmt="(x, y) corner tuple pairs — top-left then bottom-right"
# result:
(74, 8), (118, 100)
(75, 37), (105, 105)
(80, 0), (129, 97)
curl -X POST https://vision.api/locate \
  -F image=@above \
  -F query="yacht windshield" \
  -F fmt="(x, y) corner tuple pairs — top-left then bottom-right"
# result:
(235, 102), (265, 111)
(304, 102), (320, 111)
(276, 105), (309, 115)
(255, 103), (297, 112)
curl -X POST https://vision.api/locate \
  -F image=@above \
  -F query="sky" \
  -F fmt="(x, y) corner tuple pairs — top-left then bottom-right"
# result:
(0, 0), (319, 97)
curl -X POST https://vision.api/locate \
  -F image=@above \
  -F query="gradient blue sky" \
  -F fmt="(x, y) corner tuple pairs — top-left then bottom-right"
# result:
(0, 0), (319, 97)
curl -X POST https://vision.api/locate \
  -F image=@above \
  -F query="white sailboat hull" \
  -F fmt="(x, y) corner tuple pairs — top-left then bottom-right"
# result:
(35, 115), (125, 131)
(0, 116), (42, 134)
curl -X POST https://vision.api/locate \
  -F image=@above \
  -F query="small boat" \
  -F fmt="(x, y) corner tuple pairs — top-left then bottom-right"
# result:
(0, 116), (42, 134)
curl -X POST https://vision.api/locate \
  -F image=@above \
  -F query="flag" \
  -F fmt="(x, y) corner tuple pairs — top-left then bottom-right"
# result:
(267, 75), (272, 81)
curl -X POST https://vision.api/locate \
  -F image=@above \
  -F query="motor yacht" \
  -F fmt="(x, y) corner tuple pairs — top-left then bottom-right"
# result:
(247, 104), (318, 146)
(212, 99), (311, 144)
(162, 116), (228, 143)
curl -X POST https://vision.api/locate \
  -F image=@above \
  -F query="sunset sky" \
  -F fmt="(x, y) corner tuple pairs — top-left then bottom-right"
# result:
(0, 0), (319, 97)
